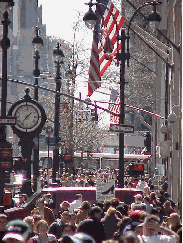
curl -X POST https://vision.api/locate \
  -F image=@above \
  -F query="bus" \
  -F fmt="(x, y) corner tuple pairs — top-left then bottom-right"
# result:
(39, 151), (151, 172)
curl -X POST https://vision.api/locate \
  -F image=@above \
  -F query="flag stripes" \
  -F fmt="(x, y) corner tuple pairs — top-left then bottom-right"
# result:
(88, 0), (125, 96)
(108, 96), (120, 124)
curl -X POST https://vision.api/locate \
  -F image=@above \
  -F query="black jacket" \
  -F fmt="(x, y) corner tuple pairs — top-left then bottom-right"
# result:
(77, 217), (106, 243)
(48, 219), (63, 239)
(101, 214), (120, 239)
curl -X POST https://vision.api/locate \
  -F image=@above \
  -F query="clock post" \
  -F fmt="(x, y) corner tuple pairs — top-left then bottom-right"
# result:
(8, 88), (46, 196)
(18, 138), (35, 197)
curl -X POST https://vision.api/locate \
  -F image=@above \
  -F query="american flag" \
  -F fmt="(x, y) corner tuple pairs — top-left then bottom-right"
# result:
(88, 0), (125, 96)
(108, 90), (120, 124)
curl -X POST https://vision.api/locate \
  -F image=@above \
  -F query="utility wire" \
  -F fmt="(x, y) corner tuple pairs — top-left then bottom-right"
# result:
(5, 78), (165, 120)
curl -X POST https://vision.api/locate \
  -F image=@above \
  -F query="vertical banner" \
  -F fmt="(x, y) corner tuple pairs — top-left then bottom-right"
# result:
(96, 171), (116, 202)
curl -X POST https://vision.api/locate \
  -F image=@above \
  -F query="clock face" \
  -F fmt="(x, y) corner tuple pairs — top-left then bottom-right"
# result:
(12, 102), (42, 132)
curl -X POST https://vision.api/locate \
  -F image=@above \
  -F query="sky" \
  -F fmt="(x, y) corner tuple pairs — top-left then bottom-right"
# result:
(38, 0), (110, 124)
(38, 0), (92, 43)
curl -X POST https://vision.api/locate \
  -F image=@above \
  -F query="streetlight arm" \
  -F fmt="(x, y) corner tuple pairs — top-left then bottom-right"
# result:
(127, 2), (161, 36)
(85, 1), (120, 62)
(127, 1), (162, 66)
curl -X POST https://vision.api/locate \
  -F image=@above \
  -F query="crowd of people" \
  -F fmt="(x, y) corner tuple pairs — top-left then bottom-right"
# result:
(0, 176), (181, 243)
(38, 167), (169, 190)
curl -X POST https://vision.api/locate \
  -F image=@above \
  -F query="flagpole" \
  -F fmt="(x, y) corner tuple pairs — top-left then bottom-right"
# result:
(118, 29), (126, 188)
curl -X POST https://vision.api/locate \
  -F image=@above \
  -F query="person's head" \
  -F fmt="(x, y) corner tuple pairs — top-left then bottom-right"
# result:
(0, 214), (8, 231)
(104, 207), (117, 218)
(89, 206), (103, 220)
(139, 211), (148, 221)
(75, 194), (82, 201)
(122, 204), (129, 216)
(35, 219), (48, 235)
(139, 204), (146, 212)
(177, 228), (182, 243)
(144, 186), (150, 195)
(119, 231), (139, 243)
(22, 194), (28, 202)
(134, 194), (142, 203)
(144, 196), (150, 203)
(32, 214), (42, 232)
(110, 198), (120, 208)
(103, 200), (111, 212)
(164, 192), (169, 198)
(116, 205), (125, 215)
(61, 211), (71, 224)
(59, 233), (96, 243)
(159, 190), (164, 196)
(2, 220), (30, 243)
(79, 201), (91, 212)
(143, 215), (160, 236)
(117, 216), (131, 231)
(60, 201), (70, 210)
(37, 198), (45, 210)
(44, 194), (51, 202)
(169, 213), (181, 227)
(62, 224), (75, 236)
(31, 208), (40, 216)
(129, 211), (141, 222)
(161, 175), (166, 182)
(163, 200), (172, 210)
(149, 207), (159, 217)
(23, 216), (34, 232)
(149, 192), (156, 200)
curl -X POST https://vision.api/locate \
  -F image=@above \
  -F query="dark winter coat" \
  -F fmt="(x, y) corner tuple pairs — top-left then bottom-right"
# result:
(101, 214), (120, 239)
(77, 217), (106, 243)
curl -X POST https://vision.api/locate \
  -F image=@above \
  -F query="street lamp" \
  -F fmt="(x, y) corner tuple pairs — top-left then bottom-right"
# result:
(84, 0), (161, 187)
(52, 41), (65, 182)
(32, 26), (43, 192)
(0, 0), (14, 142)
(0, 0), (14, 206)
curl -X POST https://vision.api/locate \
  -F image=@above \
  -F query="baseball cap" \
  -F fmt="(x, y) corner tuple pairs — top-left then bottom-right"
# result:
(134, 194), (142, 201)
(134, 194), (142, 200)
(3, 220), (30, 242)
(59, 233), (96, 243)
(129, 211), (141, 221)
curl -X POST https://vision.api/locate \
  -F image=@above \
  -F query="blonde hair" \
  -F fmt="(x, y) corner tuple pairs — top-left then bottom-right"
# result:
(170, 213), (181, 227)
(60, 201), (70, 208)
(163, 200), (172, 210)
(150, 191), (156, 199)
(104, 206), (117, 218)
(36, 219), (48, 232)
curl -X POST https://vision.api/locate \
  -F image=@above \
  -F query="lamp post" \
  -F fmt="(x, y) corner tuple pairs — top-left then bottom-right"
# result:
(0, 0), (14, 206)
(84, 0), (161, 187)
(52, 42), (65, 183)
(32, 26), (43, 192)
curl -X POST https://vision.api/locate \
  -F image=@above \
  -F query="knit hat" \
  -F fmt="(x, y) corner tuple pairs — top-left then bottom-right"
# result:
(3, 220), (30, 242)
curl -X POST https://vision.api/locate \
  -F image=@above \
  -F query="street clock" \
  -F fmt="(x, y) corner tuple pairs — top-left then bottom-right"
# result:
(8, 88), (46, 138)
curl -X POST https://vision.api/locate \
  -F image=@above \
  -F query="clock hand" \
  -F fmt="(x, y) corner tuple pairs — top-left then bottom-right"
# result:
(23, 112), (32, 122)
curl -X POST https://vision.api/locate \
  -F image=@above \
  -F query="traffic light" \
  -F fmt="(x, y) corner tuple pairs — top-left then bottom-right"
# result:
(91, 106), (98, 121)
(63, 155), (72, 163)
(144, 132), (151, 154)
(128, 163), (144, 176)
